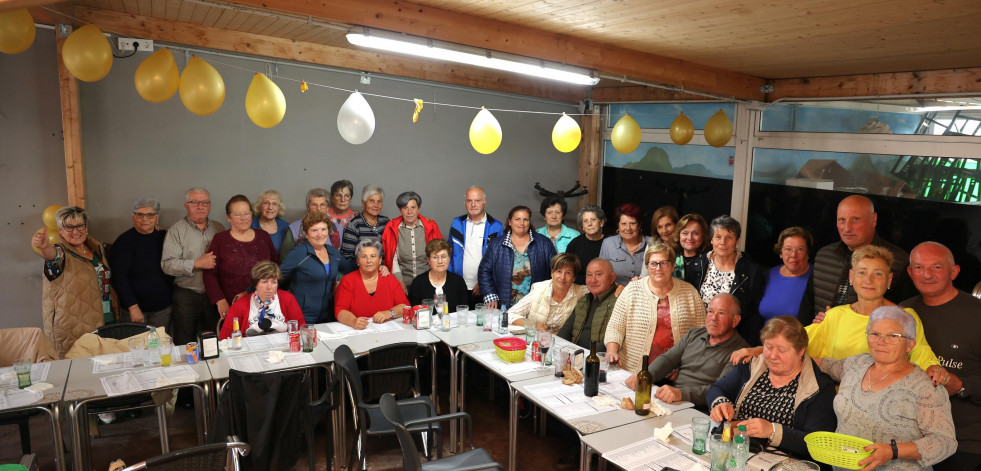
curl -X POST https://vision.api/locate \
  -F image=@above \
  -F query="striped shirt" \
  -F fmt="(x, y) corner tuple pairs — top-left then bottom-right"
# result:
(340, 213), (390, 262)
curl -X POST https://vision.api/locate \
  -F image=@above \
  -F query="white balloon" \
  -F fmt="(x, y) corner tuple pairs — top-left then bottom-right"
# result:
(336, 91), (375, 145)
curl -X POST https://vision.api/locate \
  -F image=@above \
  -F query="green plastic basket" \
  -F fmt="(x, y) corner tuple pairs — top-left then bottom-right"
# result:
(493, 337), (527, 363)
(804, 432), (874, 470)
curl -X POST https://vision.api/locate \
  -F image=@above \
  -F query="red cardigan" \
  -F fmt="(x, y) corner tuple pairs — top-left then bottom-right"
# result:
(334, 271), (409, 318)
(380, 215), (442, 271)
(219, 289), (305, 340)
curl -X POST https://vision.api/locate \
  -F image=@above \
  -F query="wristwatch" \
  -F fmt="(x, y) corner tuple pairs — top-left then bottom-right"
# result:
(390, 309), (398, 320)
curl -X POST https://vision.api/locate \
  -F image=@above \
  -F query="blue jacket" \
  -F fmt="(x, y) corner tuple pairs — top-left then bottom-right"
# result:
(280, 242), (353, 324)
(250, 217), (291, 252)
(448, 213), (504, 277)
(477, 231), (556, 307)
(706, 354), (836, 459)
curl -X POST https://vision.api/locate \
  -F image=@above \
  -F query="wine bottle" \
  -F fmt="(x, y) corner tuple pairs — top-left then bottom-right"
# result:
(584, 341), (600, 397)
(634, 354), (652, 415)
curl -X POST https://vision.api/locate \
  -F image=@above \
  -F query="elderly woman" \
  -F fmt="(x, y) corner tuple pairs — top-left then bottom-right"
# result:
(759, 227), (815, 323)
(328, 180), (358, 248)
(33, 206), (118, 356)
(816, 307), (956, 470)
(670, 213), (710, 279)
(650, 205), (679, 245)
(282, 188), (330, 260)
(599, 203), (651, 286)
(478, 205), (558, 310)
(381, 191), (442, 288)
(565, 204), (606, 285)
(250, 190), (291, 252)
(340, 185), (390, 264)
(804, 245), (941, 371)
(685, 214), (765, 345)
(507, 253), (588, 333)
(537, 196), (580, 254)
(408, 239), (469, 309)
(204, 194), (279, 318)
(111, 197), (172, 328)
(219, 261), (304, 339)
(335, 239), (409, 329)
(707, 316), (836, 460)
(604, 243), (705, 372)
(281, 212), (354, 324)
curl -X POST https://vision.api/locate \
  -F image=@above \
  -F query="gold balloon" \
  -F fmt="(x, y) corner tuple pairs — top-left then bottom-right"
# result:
(41, 204), (62, 230)
(669, 112), (695, 145)
(31, 227), (58, 255)
(134, 49), (179, 103)
(179, 57), (225, 116)
(245, 73), (286, 128)
(469, 107), (502, 155)
(61, 25), (112, 82)
(611, 114), (641, 154)
(704, 109), (733, 147)
(551, 113), (582, 153)
(0, 8), (35, 54)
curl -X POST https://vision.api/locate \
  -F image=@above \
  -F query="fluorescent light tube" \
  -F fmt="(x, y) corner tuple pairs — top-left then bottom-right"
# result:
(347, 32), (600, 86)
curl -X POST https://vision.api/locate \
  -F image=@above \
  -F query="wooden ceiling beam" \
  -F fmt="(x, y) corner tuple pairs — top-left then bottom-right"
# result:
(223, 0), (767, 101)
(0, 0), (63, 12)
(591, 86), (717, 103)
(68, 6), (586, 103)
(768, 67), (981, 101)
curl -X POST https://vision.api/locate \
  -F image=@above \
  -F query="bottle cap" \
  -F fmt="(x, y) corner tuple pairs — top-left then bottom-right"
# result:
(738, 425), (747, 432)
(734, 436), (744, 444)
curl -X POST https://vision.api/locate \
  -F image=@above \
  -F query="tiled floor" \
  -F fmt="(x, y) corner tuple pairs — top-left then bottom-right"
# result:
(0, 367), (573, 470)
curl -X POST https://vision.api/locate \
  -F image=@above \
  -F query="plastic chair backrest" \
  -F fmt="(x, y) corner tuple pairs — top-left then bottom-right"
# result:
(96, 322), (150, 340)
(332, 345), (365, 404)
(363, 342), (423, 402)
(378, 393), (423, 471)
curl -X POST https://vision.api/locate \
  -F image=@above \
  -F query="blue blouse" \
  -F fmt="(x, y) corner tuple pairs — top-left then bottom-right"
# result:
(251, 217), (291, 252)
(759, 266), (811, 320)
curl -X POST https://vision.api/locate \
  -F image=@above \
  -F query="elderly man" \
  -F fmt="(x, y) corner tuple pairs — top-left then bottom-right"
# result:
(557, 258), (619, 350)
(279, 187), (330, 260)
(112, 197), (173, 328)
(812, 195), (910, 315)
(448, 186), (504, 307)
(624, 293), (749, 407)
(901, 242), (981, 471)
(161, 187), (224, 345)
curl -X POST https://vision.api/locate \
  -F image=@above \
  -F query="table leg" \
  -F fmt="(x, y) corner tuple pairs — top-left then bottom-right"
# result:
(508, 386), (519, 471)
(332, 364), (347, 471)
(68, 400), (87, 471)
(448, 345), (459, 454)
(37, 403), (66, 471)
(199, 382), (212, 444)
(459, 354), (468, 450)
(580, 443), (595, 471)
(428, 344), (438, 414)
(156, 403), (171, 452)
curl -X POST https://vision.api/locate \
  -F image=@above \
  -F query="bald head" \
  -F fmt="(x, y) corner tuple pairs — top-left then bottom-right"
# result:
(836, 195), (877, 251)
(908, 241), (960, 305)
(584, 258), (616, 296)
(706, 293), (741, 340)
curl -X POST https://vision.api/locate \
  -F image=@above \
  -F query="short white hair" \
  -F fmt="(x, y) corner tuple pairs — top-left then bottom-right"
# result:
(868, 306), (916, 339)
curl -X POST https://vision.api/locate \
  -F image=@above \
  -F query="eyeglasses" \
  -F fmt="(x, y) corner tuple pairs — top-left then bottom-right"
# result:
(429, 254), (450, 261)
(230, 212), (252, 219)
(133, 212), (158, 220)
(781, 247), (807, 254)
(185, 200), (211, 207)
(63, 223), (87, 232)
(866, 332), (909, 345)
(647, 260), (673, 270)
(334, 193), (352, 200)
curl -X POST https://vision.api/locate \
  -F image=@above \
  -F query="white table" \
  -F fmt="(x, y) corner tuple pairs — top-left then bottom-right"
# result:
(64, 354), (213, 471)
(0, 359), (71, 471)
(577, 407), (706, 471)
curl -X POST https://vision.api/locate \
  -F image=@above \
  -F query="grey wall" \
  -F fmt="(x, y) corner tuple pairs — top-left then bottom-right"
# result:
(1, 31), (581, 329)
(0, 29), (69, 329)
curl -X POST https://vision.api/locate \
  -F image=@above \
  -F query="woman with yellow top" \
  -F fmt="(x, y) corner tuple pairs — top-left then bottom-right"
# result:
(732, 245), (942, 374)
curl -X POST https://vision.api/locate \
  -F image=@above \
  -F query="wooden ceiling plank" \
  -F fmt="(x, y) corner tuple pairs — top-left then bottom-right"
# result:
(769, 67), (981, 100)
(288, 24), (324, 43)
(73, 6), (587, 102)
(150, 0), (166, 17)
(175, 0), (194, 22)
(122, 0), (139, 14)
(163, 0), (179, 20)
(221, 0), (766, 100)
(0, 0), (63, 11)
(224, 10), (250, 29)
(211, 8), (237, 28)
(201, 4), (224, 26)
(188, 3), (209, 24)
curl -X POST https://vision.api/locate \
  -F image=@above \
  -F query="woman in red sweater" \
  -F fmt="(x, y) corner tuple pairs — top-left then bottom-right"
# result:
(219, 261), (304, 339)
(335, 239), (409, 329)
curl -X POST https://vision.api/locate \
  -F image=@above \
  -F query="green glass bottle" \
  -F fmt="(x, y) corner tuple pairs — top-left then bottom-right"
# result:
(584, 341), (600, 397)
(635, 354), (651, 415)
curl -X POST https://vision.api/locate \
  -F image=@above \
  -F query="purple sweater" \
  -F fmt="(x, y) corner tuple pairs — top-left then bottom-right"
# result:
(203, 230), (279, 304)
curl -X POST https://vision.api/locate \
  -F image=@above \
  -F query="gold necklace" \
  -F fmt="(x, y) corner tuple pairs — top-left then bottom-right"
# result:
(865, 365), (895, 391)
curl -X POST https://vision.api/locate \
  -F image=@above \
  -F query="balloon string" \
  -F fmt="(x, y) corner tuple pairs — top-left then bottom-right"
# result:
(39, 6), (590, 117)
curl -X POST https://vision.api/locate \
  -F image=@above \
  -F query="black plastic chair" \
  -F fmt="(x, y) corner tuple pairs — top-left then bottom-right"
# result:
(119, 437), (250, 471)
(379, 393), (502, 471)
(90, 323), (168, 451)
(334, 344), (438, 471)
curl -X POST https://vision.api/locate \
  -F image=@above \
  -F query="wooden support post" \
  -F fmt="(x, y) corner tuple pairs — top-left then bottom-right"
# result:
(55, 23), (85, 208)
(577, 105), (604, 211)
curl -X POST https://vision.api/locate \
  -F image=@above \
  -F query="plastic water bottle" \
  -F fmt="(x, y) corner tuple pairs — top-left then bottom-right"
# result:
(146, 327), (161, 366)
(727, 435), (748, 471)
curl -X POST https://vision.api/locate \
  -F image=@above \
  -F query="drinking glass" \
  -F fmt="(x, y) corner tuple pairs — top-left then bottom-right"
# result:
(597, 352), (609, 382)
(536, 330), (553, 369)
(709, 434), (729, 471)
(158, 338), (173, 367)
(300, 325), (318, 352)
(484, 310), (498, 332)
(128, 338), (146, 367)
(456, 306), (471, 326)
(13, 358), (32, 389)
(475, 303), (485, 326)
(691, 417), (711, 455)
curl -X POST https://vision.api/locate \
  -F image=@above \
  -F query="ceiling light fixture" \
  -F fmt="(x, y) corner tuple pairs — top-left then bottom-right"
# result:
(346, 28), (600, 86)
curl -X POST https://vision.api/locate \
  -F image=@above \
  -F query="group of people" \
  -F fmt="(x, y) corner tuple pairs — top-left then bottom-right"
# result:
(30, 182), (981, 470)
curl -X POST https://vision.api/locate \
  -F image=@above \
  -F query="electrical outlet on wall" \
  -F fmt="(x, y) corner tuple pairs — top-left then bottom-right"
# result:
(118, 38), (154, 52)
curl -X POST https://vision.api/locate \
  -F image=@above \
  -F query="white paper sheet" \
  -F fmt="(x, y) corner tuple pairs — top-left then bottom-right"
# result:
(323, 321), (402, 337)
(523, 380), (618, 420)
(242, 332), (289, 352)
(227, 353), (316, 373)
(98, 364), (200, 397)
(0, 388), (43, 410)
(600, 383), (694, 413)
(0, 362), (51, 388)
(471, 349), (540, 378)
(604, 435), (706, 471)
